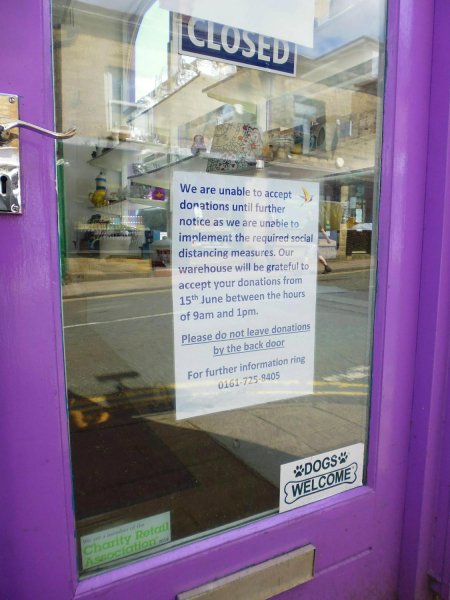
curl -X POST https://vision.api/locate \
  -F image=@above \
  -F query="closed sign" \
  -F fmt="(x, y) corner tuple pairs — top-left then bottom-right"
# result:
(180, 16), (296, 77)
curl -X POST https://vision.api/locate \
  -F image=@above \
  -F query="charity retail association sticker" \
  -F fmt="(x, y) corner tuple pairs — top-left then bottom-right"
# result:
(279, 443), (364, 513)
(80, 512), (171, 569)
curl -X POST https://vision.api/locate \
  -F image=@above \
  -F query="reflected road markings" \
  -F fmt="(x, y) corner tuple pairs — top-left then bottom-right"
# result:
(64, 311), (173, 329)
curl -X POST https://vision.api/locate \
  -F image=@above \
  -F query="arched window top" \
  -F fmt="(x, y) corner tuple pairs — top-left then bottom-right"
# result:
(135, 2), (170, 102)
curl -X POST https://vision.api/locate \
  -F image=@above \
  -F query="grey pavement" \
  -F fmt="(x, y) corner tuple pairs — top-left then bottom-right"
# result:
(63, 266), (373, 486)
(62, 256), (372, 299)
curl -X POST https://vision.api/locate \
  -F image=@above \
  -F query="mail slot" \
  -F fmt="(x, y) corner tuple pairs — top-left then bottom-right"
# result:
(177, 545), (315, 600)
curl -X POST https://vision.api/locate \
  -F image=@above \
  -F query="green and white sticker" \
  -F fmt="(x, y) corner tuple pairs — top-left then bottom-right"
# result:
(80, 512), (171, 569)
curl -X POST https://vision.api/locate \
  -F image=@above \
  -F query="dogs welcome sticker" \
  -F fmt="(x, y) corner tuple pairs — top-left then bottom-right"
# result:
(279, 443), (364, 512)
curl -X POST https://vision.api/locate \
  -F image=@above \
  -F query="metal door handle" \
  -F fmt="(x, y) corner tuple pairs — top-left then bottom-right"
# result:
(0, 94), (77, 214)
(0, 120), (76, 144)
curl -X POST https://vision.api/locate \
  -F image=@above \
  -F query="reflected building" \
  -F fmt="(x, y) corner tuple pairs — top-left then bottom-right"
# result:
(52, 0), (385, 576)
(53, 0), (383, 281)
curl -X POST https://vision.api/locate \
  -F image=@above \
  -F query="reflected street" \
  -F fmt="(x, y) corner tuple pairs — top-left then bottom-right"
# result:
(64, 263), (373, 488)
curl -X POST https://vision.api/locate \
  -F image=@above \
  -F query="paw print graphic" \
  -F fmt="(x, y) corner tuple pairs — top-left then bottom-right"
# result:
(294, 465), (304, 477)
(338, 452), (349, 464)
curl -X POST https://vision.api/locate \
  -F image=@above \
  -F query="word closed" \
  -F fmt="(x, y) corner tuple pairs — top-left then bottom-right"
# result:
(180, 16), (296, 76)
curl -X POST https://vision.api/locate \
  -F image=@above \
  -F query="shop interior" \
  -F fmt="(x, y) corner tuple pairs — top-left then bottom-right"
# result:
(53, 0), (385, 575)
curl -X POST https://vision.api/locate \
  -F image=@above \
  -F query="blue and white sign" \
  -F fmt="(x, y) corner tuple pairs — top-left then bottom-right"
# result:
(279, 443), (365, 512)
(172, 172), (319, 420)
(180, 16), (297, 77)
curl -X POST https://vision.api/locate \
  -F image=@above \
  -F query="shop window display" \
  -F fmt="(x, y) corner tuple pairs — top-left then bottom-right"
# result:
(53, 0), (386, 575)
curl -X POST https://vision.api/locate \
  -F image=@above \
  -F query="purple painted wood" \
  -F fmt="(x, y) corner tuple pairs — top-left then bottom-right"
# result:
(401, 0), (450, 597)
(0, 0), (437, 598)
(429, 382), (450, 600)
(0, 1), (78, 598)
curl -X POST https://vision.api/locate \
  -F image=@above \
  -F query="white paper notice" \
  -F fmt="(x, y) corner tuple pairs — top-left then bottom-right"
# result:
(172, 172), (319, 420)
(279, 444), (365, 512)
(159, 0), (315, 48)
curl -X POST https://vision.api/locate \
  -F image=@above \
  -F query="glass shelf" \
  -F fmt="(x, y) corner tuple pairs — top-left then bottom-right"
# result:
(88, 138), (169, 171)
(127, 151), (354, 188)
(203, 38), (381, 108)
(129, 74), (223, 134)
(128, 153), (209, 188)
(126, 197), (169, 209)
(76, 225), (145, 232)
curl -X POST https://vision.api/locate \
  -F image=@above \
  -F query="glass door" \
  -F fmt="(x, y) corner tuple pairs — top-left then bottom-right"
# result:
(53, 0), (386, 576)
(0, 0), (434, 598)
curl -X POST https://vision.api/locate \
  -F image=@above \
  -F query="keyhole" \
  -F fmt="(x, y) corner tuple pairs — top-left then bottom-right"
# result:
(0, 175), (7, 195)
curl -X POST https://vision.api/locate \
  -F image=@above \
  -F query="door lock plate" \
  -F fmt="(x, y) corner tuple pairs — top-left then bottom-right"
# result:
(0, 94), (21, 214)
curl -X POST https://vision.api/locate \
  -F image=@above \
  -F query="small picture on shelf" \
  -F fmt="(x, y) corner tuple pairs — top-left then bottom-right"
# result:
(152, 187), (166, 201)
(206, 124), (263, 173)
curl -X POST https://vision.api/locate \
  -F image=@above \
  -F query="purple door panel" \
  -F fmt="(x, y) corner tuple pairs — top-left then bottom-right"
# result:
(411, 1), (450, 597)
(0, 1), (77, 598)
(0, 0), (442, 599)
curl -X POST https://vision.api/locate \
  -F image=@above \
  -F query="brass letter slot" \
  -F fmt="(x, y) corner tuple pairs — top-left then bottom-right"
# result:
(177, 544), (315, 600)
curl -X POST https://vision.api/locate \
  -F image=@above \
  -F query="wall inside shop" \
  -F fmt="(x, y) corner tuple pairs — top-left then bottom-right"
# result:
(53, 1), (138, 270)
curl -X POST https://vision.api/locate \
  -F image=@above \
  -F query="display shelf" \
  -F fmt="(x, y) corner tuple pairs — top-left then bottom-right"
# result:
(128, 152), (262, 188)
(128, 154), (209, 188)
(203, 68), (322, 108)
(132, 149), (343, 182)
(126, 197), (169, 209)
(258, 161), (339, 181)
(128, 153), (348, 188)
(88, 204), (123, 216)
(129, 74), (223, 134)
(76, 225), (145, 232)
(203, 70), (279, 110)
(88, 138), (168, 171)
(203, 37), (381, 108)
(88, 209), (122, 218)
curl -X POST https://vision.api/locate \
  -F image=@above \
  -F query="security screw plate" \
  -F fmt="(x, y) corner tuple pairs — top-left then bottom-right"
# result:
(0, 93), (76, 215)
(0, 94), (21, 214)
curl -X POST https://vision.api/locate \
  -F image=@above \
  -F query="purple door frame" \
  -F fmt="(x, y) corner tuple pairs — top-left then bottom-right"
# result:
(401, 0), (450, 597)
(0, 0), (443, 598)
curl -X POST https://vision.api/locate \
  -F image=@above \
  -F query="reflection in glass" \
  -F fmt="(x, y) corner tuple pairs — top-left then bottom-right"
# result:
(52, 0), (386, 576)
